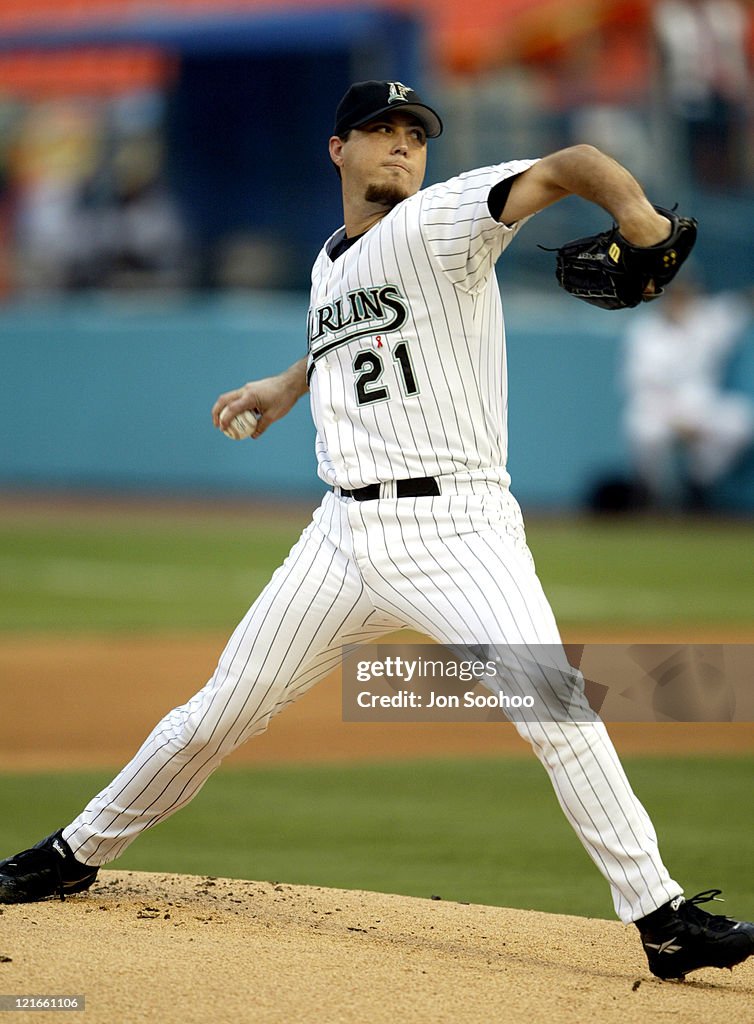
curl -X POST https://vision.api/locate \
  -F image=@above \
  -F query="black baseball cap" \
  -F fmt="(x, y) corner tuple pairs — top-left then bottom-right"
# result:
(334, 80), (443, 139)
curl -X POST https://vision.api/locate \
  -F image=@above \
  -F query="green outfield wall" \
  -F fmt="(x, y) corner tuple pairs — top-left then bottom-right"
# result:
(2, 292), (753, 510)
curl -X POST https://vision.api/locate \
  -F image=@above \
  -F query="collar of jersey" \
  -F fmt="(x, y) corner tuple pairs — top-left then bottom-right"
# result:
(327, 228), (366, 261)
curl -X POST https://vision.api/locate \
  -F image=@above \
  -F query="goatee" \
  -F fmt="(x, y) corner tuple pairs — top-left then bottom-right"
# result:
(364, 182), (408, 209)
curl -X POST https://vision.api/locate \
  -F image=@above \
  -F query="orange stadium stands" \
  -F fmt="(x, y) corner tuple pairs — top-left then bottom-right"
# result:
(0, 0), (653, 88)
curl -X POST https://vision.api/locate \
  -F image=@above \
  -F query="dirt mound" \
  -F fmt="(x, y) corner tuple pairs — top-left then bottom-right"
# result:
(1, 871), (751, 1023)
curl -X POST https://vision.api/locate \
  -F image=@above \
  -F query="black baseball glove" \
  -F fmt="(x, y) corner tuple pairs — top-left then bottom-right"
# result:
(553, 206), (698, 310)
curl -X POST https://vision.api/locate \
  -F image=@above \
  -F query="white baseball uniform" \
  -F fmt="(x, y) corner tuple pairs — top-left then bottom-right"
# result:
(63, 161), (681, 923)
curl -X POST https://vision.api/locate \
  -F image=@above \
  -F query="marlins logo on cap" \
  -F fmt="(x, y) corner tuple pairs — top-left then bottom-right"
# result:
(334, 80), (443, 139)
(387, 82), (412, 103)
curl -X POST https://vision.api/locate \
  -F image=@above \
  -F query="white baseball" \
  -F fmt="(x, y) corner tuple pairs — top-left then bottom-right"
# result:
(222, 409), (260, 440)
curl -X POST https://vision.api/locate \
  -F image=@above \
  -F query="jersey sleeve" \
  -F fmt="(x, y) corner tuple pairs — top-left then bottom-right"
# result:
(419, 159), (539, 294)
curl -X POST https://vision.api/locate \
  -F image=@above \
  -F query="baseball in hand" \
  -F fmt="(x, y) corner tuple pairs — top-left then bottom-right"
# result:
(222, 409), (260, 440)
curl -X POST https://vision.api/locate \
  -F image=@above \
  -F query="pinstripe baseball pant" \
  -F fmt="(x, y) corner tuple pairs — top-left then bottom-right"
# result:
(63, 487), (681, 922)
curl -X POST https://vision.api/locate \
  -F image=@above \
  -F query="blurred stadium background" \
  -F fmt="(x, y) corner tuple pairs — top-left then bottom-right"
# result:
(0, 0), (753, 510)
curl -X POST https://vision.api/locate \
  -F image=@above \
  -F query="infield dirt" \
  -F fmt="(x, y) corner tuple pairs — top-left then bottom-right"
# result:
(2, 631), (754, 770)
(1, 870), (752, 1024)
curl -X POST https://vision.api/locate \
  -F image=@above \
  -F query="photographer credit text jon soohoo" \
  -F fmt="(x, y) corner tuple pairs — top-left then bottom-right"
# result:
(344, 649), (537, 720)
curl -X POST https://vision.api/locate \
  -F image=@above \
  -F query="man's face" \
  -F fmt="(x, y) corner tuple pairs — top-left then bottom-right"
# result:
(330, 111), (428, 210)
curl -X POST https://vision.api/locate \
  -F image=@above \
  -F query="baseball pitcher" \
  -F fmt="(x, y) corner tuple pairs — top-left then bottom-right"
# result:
(1, 81), (751, 983)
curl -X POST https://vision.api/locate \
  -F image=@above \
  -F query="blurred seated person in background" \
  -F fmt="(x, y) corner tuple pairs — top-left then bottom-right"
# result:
(74, 134), (190, 290)
(621, 278), (754, 510)
(653, 0), (751, 188)
(17, 130), (190, 292)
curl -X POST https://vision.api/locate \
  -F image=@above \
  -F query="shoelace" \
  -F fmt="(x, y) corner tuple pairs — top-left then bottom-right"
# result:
(681, 889), (731, 931)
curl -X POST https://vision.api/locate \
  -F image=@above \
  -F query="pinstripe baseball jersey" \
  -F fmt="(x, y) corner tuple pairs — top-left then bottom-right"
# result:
(307, 160), (538, 490)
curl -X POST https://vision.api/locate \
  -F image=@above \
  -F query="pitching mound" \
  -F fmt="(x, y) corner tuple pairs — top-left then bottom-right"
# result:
(1, 872), (751, 1023)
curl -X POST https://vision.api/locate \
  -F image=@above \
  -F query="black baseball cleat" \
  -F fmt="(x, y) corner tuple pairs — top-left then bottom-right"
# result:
(0, 830), (98, 904)
(637, 890), (754, 980)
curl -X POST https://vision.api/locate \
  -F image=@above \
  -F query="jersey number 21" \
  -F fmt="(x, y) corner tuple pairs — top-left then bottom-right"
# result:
(353, 341), (419, 405)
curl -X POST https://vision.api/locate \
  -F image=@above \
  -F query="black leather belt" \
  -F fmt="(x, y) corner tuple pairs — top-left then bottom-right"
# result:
(337, 476), (440, 500)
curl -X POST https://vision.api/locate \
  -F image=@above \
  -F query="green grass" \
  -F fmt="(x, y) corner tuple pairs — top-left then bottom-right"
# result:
(528, 518), (754, 627)
(0, 509), (309, 631)
(0, 505), (753, 631)
(1, 756), (752, 921)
